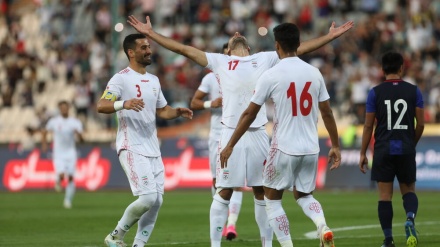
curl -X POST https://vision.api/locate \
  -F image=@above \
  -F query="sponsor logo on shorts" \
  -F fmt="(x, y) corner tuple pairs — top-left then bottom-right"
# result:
(142, 230), (149, 236)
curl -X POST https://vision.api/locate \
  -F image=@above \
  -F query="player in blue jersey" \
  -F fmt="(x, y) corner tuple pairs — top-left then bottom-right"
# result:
(359, 51), (425, 247)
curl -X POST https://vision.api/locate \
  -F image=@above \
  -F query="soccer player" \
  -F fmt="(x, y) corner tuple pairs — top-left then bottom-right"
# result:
(97, 33), (193, 247)
(128, 15), (352, 247)
(220, 23), (341, 247)
(41, 100), (84, 209)
(190, 43), (244, 240)
(359, 51), (424, 247)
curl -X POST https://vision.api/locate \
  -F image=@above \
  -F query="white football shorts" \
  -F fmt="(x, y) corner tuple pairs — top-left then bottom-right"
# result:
(119, 150), (165, 196)
(216, 126), (269, 188)
(263, 149), (318, 193)
(53, 156), (77, 175)
(208, 138), (220, 178)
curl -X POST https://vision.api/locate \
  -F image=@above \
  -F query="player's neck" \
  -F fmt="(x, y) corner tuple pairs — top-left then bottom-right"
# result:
(385, 74), (401, 80)
(230, 48), (249, 57)
(279, 51), (297, 59)
(129, 64), (147, 75)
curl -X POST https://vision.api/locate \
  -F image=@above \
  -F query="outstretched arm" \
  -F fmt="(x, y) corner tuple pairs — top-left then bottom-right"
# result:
(156, 105), (193, 120)
(297, 21), (354, 56)
(128, 15), (208, 67)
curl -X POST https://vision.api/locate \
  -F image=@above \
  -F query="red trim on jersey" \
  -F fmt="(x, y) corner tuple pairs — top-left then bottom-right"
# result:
(384, 79), (403, 83)
(118, 68), (130, 74)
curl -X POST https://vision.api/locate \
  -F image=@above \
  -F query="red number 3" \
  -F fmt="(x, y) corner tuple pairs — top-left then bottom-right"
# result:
(287, 81), (312, 116)
(136, 84), (141, 97)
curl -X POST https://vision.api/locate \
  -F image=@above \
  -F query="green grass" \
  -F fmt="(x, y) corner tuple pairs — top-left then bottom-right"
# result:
(1, 190), (440, 246)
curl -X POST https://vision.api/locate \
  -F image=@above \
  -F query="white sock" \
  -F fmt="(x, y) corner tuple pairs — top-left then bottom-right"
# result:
(135, 193), (163, 243)
(210, 193), (229, 246)
(65, 180), (75, 203)
(297, 195), (327, 231)
(227, 191), (242, 227)
(132, 238), (146, 247)
(265, 197), (292, 245)
(112, 193), (157, 240)
(254, 198), (273, 247)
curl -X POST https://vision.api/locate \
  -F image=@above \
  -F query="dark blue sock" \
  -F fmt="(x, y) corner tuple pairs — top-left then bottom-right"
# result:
(378, 201), (393, 241)
(402, 192), (418, 223)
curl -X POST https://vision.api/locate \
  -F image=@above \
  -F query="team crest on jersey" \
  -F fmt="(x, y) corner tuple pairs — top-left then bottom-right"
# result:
(252, 60), (258, 68)
(101, 90), (117, 101)
(152, 88), (157, 96)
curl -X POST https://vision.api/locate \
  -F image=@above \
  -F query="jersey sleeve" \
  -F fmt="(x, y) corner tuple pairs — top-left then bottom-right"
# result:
(416, 86), (424, 108)
(75, 119), (83, 133)
(265, 51), (280, 67)
(366, 88), (376, 113)
(205, 53), (223, 71)
(251, 72), (272, 106)
(45, 118), (55, 131)
(317, 72), (330, 102)
(101, 74), (123, 101)
(198, 73), (212, 93)
(156, 87), (168, 109)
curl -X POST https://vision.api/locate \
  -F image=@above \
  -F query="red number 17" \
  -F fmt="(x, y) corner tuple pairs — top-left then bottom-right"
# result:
(228, 60), (239, 70)
(287, 81), (312, 116)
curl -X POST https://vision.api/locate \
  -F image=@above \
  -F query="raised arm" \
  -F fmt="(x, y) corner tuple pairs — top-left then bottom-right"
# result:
(297, 21), (354, 56)
(128, 15), (208, 67)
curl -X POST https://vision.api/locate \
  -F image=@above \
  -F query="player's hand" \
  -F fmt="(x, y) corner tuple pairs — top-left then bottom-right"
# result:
(328, 21), (354, 39)
(220, 146), (233, 168)
(211, 97), (222, 108)
(177, 107), (193, 119)
(359, 154), (369, 174)
(124, 98), (145, 112)
(328, 147), (341, 170)
(127, 15), (153, 36)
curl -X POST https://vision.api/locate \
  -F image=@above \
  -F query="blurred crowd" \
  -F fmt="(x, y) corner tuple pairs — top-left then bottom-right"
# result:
(0, 0), (439, 137)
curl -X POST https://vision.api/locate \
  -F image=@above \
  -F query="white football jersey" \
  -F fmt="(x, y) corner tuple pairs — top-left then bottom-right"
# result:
(105, 67), (167, 157)
(197, 72), (222, 140)
(205, 51), (279, 128)
(251, 57), (330, 155)
(46, 116), (82, 159)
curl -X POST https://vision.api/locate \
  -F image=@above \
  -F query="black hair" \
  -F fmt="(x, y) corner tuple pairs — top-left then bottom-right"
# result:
(58, 100), (69, 107)
(123, 34), (147, 60)
(222, 43), (228, 50)
(381, 51), (403, 75)
(273, 23), (300, 53)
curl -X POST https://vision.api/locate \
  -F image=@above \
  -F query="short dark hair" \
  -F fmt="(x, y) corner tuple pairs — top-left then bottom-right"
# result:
(222, 43), (228, 50)
(273, 23), (300, 53)
(58, 100), (69, 107)
(381, 51), (403, 75)
(123, 34), (146, 60)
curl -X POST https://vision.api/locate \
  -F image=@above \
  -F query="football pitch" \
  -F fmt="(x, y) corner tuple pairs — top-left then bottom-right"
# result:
(2, 190), (440, 247)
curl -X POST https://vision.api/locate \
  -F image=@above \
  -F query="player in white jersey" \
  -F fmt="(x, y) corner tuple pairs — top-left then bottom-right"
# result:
(128, 15), (352, 247)
(220, 23), (341, 247)
(97, 34), (193, 247)
(42, 100), (84, 209)
(190, 43), (244, 241)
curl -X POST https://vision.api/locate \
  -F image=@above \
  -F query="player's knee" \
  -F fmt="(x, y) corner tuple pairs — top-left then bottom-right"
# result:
(67, 175), (74, 182)
(138, 193), (158, 211)
(295, 193), (312, 202)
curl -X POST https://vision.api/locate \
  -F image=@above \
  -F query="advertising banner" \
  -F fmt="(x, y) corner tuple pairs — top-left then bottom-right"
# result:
(1, 137), (439, 191)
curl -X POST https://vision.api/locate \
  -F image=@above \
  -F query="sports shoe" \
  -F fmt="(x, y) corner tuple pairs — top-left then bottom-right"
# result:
(319, 226), (334, 247)
(405, 219), (418, 247)
(380, 240), (395, 247)
(225, 225), (237, 241)
(104, 234), (127, 247)
(63, 199), (72, 209)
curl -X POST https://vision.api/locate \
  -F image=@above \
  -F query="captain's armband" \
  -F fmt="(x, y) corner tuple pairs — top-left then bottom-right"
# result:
(101, 90), (118, 102)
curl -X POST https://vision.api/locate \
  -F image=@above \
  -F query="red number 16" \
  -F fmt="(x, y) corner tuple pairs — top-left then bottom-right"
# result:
(287, 81), (312, 116)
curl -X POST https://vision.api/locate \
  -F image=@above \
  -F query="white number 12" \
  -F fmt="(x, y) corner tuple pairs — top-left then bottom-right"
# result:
(384, 99), (408, 130)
